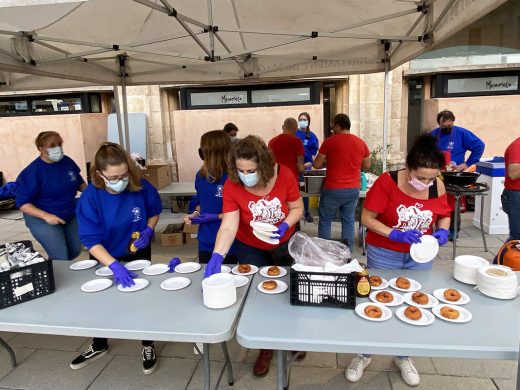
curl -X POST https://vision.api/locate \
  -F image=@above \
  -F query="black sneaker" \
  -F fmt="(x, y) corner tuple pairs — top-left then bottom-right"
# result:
(304, 211), (314, 223)
(70, 344), (108, 370)
(142, 345), (158, 375)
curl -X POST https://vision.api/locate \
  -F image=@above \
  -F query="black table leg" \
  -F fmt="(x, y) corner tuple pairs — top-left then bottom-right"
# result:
(452, 194), (460, 259)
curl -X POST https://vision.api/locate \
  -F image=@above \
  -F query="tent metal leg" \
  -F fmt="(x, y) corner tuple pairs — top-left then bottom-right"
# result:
(113, 86), (124, 146)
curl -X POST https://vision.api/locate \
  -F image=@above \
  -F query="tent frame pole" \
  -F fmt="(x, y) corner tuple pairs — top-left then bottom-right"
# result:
(118, 55), (131, 152)
(382, 46), (390, 173)
(113, 85), (125, 147)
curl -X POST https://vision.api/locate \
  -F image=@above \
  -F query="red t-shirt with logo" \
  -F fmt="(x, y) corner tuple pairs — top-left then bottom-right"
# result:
(505, 137), (520, 191)
(222, 165), (300, 250)
(268, 134), (304, 179)
(364, 172), (451, 253)
(318, 133), (370, 189)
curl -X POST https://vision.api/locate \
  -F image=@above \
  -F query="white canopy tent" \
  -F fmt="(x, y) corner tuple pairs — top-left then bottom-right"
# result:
(0, 0), (515, 167)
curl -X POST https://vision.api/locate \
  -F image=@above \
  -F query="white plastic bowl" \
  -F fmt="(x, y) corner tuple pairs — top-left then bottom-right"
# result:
(453, 255), (489, 285)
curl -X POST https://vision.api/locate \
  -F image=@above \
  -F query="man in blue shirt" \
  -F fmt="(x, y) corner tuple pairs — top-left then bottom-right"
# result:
(430, 110), (485, 239)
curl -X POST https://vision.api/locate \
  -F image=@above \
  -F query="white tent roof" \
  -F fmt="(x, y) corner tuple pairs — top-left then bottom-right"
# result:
(0, 0), (514, 91)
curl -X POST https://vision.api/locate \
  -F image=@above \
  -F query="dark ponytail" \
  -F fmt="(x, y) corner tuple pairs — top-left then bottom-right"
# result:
(406, 135), (445, 170)
(298, 112), (311, 139)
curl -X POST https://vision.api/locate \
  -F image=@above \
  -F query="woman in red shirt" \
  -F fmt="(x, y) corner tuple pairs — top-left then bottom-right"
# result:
(345, 135), (451, 387)
(204, 135), (304, 376)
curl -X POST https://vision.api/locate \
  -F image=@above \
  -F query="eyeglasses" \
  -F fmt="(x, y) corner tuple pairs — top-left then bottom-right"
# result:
(98, 172), (130, 185)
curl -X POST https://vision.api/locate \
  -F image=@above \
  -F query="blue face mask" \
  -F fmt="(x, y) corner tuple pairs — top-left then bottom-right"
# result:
(298, 120), (308, 130)
(47, 146), (64, 162)
(238, 171), (259, 187)
(106, 178), (129, 193)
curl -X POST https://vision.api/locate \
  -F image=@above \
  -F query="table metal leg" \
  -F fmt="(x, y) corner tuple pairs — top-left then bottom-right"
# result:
(452, 195), (460, 260)
(203, 343), (210, 390)
(516, 343), (519, 390)
(0, 337), (16, 368)
(479, 196), (488, 252)
(220, 342), (234, 386)
(277, 350), (289, 390)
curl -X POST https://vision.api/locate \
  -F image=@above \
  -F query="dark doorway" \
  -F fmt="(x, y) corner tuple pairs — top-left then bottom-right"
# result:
(323, 83), (337, 138)
(407, 78), (423, 151)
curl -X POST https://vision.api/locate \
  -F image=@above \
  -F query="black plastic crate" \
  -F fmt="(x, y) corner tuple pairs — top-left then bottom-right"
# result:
(0, 241), (55, 310)
(289, 268), (356, 309)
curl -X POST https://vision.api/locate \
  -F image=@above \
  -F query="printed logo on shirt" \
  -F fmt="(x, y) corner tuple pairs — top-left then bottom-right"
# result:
(248, 197), (286, 224)
(68, 171), (77, 182)
(215, 185), (224, 198)
(393, 203), (433, 233)
(132, 207), (142, 222)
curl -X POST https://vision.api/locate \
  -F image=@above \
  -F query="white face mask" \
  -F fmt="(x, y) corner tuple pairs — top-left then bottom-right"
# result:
(106, 178), (129, 193)
(408, 174), (433, 191)
(238, 171), (259, 187)
(298, 120), (309, 129)
(47, 146), (64, 162)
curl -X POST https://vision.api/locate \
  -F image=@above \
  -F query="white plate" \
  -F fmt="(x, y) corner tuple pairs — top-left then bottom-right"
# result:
(253, 228), (280, 239)
(142, 263), (169, 276)
(231, 264), (259, 276)
(117, 278), (149, 292)
(403, 292), (439, 309)
(355, 302), (392, 322)
(410, 235), (439, 263)
(253, 229), (280, 245)
(257, 280), (288, 294)
(396, 306), (435, 326)
(388, 277), (422, 292)
(259, 266), (287, 278)
(175, 262), (202, 274)
(124, 259), (151, 271)
(432, 304), (472, 323)
(81, 278), (113, 293)
(160, 277), (191, 291)
(369, 277), (389, 291)
(95, 266), (113, 277)
(234, 275), (249, 288)
(221, 265), (231, 273)
(433, 288), (470, 305)
(250, 221), (278, 232)
(369, 290), (404, 306)
(70, 259), (98, 271)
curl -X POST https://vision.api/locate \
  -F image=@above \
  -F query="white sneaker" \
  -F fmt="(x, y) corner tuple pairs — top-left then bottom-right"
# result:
(394, 357), (420, 386)
(193, 342), (203, 355)
(345, 355), (371, 382)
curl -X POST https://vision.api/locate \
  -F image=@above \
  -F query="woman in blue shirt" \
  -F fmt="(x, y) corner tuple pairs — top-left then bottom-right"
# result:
(16, 131), (87, 260)
(295, 112), (319, 222)
(71, 142), (162, 375)
(182, 130), (237, 264)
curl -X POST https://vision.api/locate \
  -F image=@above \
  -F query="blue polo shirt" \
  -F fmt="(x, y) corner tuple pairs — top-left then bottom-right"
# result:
(16, 155), (85, 221)
(430, 125), (485, 166)
(295, 129), (319, 164)
(77, 179), (162, 258)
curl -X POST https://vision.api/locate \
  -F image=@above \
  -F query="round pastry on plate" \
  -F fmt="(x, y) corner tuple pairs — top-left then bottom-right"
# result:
(404, 306), (422, 321)
(364, 305), (382, 318)
(396, 277), (411, 289)
(369, 275), (382, 287)
(238, 264), (252, 273)
(440, 305), (460, 319)
(443, 288), (461, 302)
(412, 291), (428, 305)
(267, 266), (280, 276)
(262, 280), (277, 290)
(376, 291), (393, 303)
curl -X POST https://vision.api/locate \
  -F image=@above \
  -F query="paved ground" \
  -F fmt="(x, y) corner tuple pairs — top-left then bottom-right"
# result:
(0, 208), (517, 390)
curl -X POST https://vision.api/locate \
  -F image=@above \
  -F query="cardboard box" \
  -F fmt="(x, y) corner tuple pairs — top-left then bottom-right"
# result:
(143, 164), (172, 189)
(161, 223), (185, 246)
(183, 224), (198, 244)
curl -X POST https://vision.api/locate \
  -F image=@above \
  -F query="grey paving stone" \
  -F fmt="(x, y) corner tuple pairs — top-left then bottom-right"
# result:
(337, 354), (437, 374)
(0, 349), (111, 390)
(77, 338), (166, 356)
(160, 337), (248, 363)
(0, 347), (36, 382)
(432, 357), (517, 379)
(290, 366), (391, 389)
(89, 354), (197, 390)
(292, 352), (338, 368)
(493, 378), (516, 390)
(0, 333), (17, 342)
(9, 333), (88, 351)
(389, 372), (498, 390)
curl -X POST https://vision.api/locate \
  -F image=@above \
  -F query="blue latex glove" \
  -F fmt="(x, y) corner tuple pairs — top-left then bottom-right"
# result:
(271, 222), (290, 239)
(432, 228), (449, 246)
(168, 257), (181, 273)
(134, 227), (154, 250)
(388, 229), (422, 245)
(191, 213), (219, 225)
(204, 253), (224, 279)
(109, 261), (137, 288)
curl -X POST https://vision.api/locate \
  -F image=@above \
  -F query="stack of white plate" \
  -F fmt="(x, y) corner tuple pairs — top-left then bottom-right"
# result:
(477, 265), (519, 300)
(410, 235), (439, 263)
(453, 255), (489, 285)
(202, 273), (237, 309)
(250, 221), (279, 245)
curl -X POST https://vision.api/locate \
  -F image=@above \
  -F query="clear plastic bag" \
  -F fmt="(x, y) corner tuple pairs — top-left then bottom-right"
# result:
(288, 232), (351, 267)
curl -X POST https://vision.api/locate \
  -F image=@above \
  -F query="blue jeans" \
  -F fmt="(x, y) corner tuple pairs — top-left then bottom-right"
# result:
(501, 189), (520, 241)
(318, 188), (359, 247)
(24, 214), (82, 260)
(367, 245), (433, 270)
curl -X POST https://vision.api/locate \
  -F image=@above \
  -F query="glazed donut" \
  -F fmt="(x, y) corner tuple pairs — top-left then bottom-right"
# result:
(262, 280), (277, 290)
(444, 289), (461, 302)
(376, 291), (393, 303)
(404, 306), (422, 321)
(440, 306), (460, 319)
(396, 277), (411, 289)
(364, 305), (382, 318)
(267, 266), (280, 276)
(369, 276), (382, 287)
(238, 264), (252, 273)
(412, 292), (428, 305)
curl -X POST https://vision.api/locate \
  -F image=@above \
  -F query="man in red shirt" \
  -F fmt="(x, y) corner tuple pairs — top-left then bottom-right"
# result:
(502, 137), (520, 240)
(313, 113), (371, 248)
(268, 117), (305, 179)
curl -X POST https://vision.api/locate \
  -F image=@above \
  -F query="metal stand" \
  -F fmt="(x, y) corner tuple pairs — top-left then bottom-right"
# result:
(277, 350), (289, 390)
(452, 192), (488, 259)
(201, 342), (234, 390)
(0, 337), (16, 368)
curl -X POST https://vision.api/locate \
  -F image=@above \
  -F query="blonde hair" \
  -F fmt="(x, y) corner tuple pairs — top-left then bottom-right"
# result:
(35, 131), (62, 149)
(199, 130), (231, 182)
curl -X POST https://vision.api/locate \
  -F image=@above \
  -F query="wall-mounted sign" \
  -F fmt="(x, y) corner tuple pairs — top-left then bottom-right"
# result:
(447, 75), (518, 94)
(190, 91), (248, 106)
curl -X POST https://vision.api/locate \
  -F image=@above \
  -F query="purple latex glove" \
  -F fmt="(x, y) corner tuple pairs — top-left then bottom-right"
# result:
(432, 228), (449, 246)
(168, 257), (181, 273)
(271, 222), (290, 239)
(388, 229), (422, 245)
(109, 261), (137, 288)
(134, 227), (154, 249)
(191, 213), (219, 225)
(204, 253), (224, 279)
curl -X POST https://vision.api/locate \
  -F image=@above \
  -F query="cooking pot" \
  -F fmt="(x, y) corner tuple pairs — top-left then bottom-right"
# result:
(441, 171), (480, 186)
